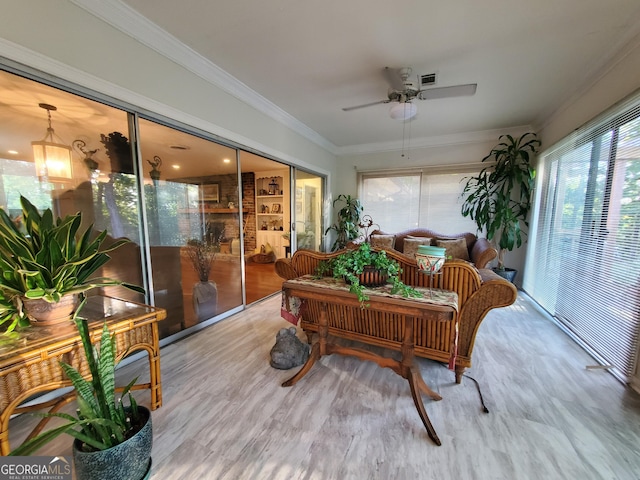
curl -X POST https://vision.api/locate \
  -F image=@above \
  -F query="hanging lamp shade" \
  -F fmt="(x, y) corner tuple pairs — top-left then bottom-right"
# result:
(32, 103), (73, 181)
(389, 102), (417, 120)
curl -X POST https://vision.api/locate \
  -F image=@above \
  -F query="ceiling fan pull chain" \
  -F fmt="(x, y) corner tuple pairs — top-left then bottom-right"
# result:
(406, 114), (412, 160)
(401, 115), (407, 158)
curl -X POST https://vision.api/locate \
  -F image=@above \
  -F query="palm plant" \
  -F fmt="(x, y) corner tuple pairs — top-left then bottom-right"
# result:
(460, 133), (541, 270)
(325, 194), (363, 251)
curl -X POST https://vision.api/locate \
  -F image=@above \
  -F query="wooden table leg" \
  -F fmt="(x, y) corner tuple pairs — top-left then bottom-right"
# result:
(282, 304), (328, 387)
(401, 316), (442, 445)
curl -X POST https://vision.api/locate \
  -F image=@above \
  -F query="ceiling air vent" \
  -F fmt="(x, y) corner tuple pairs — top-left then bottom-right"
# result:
(420, 73), (437, 87)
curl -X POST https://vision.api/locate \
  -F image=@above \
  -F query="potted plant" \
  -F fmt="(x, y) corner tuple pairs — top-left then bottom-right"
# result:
(0, 196), (143, 325)
(184, 238), (218, 320)
(460, 132), (541, 282)
(10, 297), (153, 480)
(324, 194), (363, 251)
(316, 242), (421, 304)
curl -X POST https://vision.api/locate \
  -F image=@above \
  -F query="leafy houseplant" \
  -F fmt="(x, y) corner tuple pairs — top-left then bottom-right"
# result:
(460, 132), (541, 274)
(0, 196), (143, 325)
(316, 242), (422, 304)
(10, 298), (153, 480)
(325, 194), (363, 251)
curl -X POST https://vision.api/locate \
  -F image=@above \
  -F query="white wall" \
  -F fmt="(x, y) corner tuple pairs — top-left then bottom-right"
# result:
(0, 0), (337, 180)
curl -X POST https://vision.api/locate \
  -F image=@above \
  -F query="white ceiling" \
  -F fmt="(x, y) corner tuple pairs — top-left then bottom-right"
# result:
(81, 0), (640, 155)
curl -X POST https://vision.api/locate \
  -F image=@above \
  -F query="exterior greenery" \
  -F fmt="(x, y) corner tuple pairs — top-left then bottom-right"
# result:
(460, 133), (541, 270)
(10, 300), (145, 454)
(316, 242), (421, 304)
(325, 194), (363, 251)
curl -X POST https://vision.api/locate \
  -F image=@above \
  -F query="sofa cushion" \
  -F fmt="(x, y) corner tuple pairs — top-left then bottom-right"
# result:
(403, 237), (432, 258)
(370, 234), (395, 250)
(436, 238), (470, 261)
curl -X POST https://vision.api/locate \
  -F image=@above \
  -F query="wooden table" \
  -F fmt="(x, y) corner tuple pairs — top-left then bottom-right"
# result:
(281, 276), (458, 445)
(0, 296), (166, 455)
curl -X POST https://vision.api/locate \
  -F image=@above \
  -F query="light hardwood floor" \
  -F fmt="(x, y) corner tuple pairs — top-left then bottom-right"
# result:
(9, 293), (640, 479)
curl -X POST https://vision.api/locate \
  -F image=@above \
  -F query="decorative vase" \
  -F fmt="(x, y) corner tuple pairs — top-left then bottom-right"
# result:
(415, 245), (447, 274)
(73, 406), (152, 480)
(21, 293), (79, 326)
(192, 280), (217, 321)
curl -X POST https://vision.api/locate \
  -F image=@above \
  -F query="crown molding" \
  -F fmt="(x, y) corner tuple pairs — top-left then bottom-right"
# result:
(69, 0), (338, 155)
(535, 18), (640, 134)
(335, 125), (534, 157)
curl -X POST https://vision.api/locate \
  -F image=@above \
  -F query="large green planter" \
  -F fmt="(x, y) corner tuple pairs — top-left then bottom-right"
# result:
(73, 407), (152, 480)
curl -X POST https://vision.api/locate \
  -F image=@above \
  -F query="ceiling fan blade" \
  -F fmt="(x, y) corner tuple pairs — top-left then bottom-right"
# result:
(382, 67), (406, 91)
(418, 83), (477, 100)
(342, 99), (389, 112)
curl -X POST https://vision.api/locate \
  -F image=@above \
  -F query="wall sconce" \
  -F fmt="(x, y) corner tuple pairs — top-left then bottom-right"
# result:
(31, 103), (73, 181)
(147, 155), (162, 182)
(72, 139), (99, 173)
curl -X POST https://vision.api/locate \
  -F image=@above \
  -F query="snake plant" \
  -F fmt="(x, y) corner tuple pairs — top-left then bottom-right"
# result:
(0, 195), (144, 307)
(10, 298), (146, 454)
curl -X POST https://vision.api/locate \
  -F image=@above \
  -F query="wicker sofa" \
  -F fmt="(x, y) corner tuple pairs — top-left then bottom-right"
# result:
(368, 228), (497, 269)
(275, 248), (517, 383)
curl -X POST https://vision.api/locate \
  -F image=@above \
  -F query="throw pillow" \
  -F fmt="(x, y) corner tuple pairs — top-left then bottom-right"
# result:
(436, 238), (470, 261)
(403, 237), (432, 258)
(370, 234), (395, 250)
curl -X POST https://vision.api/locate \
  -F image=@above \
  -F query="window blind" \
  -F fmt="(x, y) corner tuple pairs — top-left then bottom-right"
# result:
(524, 95), (640, 382)
(359, 169), (480, 235)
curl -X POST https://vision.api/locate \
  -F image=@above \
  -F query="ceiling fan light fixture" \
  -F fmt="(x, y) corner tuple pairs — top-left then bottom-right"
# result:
(389, 102), (417, 121)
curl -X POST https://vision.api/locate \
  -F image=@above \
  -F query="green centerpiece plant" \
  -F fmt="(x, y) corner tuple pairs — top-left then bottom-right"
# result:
(316, 242), (422, 304)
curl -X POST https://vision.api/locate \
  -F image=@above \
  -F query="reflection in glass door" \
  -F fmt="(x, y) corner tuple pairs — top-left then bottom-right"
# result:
(138, 119), (243, 338)
(293, 169), (324, 252)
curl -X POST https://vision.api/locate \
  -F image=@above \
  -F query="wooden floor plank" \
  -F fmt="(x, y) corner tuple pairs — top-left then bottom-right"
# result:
(8, 293), (640, 480)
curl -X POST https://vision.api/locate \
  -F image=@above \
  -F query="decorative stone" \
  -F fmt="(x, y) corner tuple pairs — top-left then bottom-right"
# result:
(269, 327), (310, 370)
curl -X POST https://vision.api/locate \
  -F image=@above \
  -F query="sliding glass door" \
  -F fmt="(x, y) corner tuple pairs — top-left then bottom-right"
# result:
(525, 105), (640, 381)
(292, 169), (324, 251)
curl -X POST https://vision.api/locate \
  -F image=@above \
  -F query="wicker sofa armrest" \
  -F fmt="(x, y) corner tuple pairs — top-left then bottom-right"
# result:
(470, 237), (498, 269)
(455, 269), (518, 378)
(274, 257), (298, 280)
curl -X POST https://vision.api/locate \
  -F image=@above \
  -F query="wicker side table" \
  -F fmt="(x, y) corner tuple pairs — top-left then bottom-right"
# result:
(0, 296), (166, 455)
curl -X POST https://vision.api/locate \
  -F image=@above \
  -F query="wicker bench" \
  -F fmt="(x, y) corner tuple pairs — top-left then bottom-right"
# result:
(275, 248), (518, 383)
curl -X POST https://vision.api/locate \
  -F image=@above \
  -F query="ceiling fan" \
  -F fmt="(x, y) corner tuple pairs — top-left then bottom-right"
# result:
(342, 67), (477, 119)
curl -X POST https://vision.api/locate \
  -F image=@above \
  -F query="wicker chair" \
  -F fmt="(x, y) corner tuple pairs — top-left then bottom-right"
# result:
(275, 248), (517, 383)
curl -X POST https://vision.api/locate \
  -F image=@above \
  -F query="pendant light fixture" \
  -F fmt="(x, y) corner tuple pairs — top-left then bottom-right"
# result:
(31, 103), (73, 181)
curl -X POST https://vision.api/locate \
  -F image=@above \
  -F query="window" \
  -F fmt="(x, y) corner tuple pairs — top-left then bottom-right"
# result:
(524, 94), (640, 382)
(358, 169), (481, 234)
